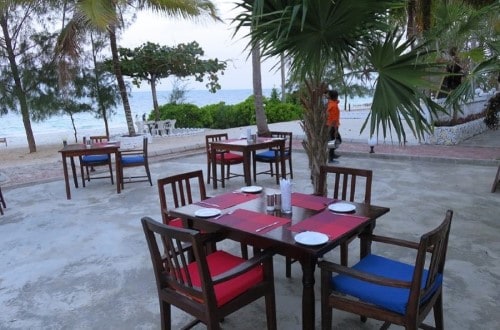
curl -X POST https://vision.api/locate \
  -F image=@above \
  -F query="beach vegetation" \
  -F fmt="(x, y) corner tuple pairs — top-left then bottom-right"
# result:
(56, 0), (221, 137)
(0, 1), (66, 153)
(112, 41), (226, 122)
(153, 95), (302, 129)
(233, 0), (499, 193)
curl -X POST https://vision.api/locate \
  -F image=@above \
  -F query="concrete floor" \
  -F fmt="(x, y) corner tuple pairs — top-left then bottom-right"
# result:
(1, 146), (499, 329)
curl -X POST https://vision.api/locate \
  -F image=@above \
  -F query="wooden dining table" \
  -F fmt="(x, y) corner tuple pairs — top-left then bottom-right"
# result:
(58, 142), (121, 200)
(209, 137), (286, 189)
(169, 189), (390, 329)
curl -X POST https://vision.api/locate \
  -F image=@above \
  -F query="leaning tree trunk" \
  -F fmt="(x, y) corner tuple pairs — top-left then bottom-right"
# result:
(0, 14), (36, 152)
(299, 80), (329, 195)
(252, 45), (269, 135)
(108, 26), (135, 136)
(150, 75), (161, 122)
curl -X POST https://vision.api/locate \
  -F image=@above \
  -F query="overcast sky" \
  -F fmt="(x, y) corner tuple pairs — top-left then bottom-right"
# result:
(120, 0), (283, 91)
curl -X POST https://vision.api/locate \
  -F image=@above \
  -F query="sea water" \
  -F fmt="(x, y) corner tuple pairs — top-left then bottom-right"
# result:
(0, 89), (371, 147)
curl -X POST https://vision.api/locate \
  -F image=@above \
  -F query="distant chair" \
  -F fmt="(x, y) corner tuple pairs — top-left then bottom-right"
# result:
(205, 133), (244, 188)
(79, 135), (114, 187)
(0, 137), (6, 147)
(118, 136), (152, 188)
(253, 131), (293, 184)
(319, 210), (453, 330)
(0, 186), (6, 215)
(141, 216), (277, 330)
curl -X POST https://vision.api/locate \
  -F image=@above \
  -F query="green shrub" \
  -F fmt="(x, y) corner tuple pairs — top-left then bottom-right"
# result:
(265, 100), (303, 123)
(147, 94), (304, 129)
(156, 103), (208, 128)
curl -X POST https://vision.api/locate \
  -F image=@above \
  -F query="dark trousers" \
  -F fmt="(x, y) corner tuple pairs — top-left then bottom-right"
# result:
(328, 126), (341, 161)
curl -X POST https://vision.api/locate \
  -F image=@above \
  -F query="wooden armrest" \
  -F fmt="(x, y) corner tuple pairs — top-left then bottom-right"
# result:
(362, 234), (420, 250)
(318, 260), (411, 289)
(212, 250), (274, 285)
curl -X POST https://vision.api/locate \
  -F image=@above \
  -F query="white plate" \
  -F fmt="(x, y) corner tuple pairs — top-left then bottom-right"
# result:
(294, 231), (329, 246)
(328, 202), (356, 213)
(194, 208), (221, 218)
(241, 186), (263, 193)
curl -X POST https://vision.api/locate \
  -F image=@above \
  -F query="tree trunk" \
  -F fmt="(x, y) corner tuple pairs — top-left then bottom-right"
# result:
(406, 0), (417, 41)
(108, 27), (135, 136)
(252, 46), (269, 135)
(299, 80), (329, 195)
(280, 53), (286, 102)
(150, 75), (160, 121)
(0, 14), (36, 152)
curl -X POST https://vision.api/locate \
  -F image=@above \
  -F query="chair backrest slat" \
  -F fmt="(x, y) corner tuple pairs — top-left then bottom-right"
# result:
(319, 165), (372, 204)
(157, 170), (207, 225)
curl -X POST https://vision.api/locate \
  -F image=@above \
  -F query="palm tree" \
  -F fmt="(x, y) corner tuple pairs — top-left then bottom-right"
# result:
(57, 0), (219, 136)
(234, 0), (447, 193)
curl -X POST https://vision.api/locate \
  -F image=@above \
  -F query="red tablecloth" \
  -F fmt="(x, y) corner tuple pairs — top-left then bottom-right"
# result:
(196, 192), (260, 209)
(289, 210), (369, 240)
(216, 209), (290, 234)
(291, 192), (335, 211)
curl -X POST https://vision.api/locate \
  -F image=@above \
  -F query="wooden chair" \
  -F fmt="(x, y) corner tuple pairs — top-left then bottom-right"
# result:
(319, 210), (453, 330)
(157, 169), (208, 227)
(119, 136), (152, 188)
(141, 217), (277, 330)
(79, 135), (114, 187)
(158, 170), (248, 259)
(285, 165), (372, 277)
(0, 186), (5, 215)
(205, 133), (244, 188)
(252, 131), (293, 184)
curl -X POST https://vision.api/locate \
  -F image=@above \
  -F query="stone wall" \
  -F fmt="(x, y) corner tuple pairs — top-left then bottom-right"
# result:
(425, 118), (488, 145)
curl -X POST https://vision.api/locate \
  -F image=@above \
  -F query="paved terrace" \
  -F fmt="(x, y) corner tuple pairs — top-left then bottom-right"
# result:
(0, 119), (499, 329)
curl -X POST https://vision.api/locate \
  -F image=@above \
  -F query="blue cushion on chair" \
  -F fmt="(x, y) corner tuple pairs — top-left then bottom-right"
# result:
(255, 150), (289, 160)
(331, 254), (442, 315)
(121, 155), (144, 165)
(81, 154), (109, 163)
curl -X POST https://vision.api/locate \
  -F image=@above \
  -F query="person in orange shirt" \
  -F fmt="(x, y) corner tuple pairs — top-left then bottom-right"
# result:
(326, 89), (341, 162)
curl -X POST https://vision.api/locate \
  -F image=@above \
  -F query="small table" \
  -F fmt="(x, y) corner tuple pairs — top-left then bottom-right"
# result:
(169, 191), (390, 329)
(59, 143), (121, 200)
(209, 138), (286, 189)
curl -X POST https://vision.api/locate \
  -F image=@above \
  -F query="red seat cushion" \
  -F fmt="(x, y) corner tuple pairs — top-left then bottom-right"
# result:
(215, 152), (243, 164)
(167, 218), (184, 228)
(186, 250), (263, 306)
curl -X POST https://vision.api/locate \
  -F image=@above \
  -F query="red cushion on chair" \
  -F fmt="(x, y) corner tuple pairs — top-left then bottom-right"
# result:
(167, 218), (184, 228)
(215, 152), (243, 164)
(187, 250), (264, 306)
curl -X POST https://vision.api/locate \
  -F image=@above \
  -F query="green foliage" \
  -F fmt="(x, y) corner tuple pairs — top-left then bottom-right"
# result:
(150, 95), (304, 129)
(265, 99), (303, 123)
(156, 103), (209, 128)
(116, 41), (227, 92)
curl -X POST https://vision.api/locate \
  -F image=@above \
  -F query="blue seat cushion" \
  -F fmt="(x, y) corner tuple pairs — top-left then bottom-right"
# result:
(81, 154), (109, 163)
(255, 150), (290, 160)
(331, 254), (442, 315)
(121, 155), (145, 165)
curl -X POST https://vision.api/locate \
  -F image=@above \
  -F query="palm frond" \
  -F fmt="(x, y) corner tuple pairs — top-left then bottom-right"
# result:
(363, 30), (448, 142)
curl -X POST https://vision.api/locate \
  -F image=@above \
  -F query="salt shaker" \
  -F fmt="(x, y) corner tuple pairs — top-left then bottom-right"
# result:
(266, 193), (275, 211)
(274, 192), (282, 211)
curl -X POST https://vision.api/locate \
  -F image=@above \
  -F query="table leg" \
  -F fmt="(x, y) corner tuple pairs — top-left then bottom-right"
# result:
(61, 154), (71, 200)
(115, 150), (121, 194)
(360, 222), (376, 258)
(300, 257), (317, 330)
(70, 156), (78, 188)
(243, 150), (252, 186)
